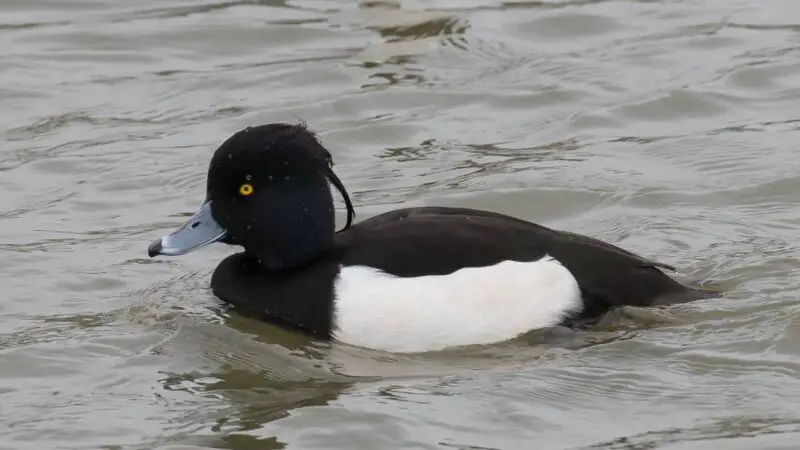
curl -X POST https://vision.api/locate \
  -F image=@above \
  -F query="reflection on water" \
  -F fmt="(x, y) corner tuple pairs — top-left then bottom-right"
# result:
(2, 0), (800, 449)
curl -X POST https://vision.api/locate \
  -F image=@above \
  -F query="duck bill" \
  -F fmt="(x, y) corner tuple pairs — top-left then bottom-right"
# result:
(148, 201), (227, 257)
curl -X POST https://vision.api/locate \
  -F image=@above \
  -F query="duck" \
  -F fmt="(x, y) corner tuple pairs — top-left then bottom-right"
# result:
(147, 122), (719, 353)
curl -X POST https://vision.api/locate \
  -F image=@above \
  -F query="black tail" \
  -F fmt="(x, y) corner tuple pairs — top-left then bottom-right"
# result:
(651, 282), (723, 306)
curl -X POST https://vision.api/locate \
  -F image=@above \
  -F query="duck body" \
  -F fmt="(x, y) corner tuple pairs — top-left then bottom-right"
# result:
(209, 205), (715, 353)
(148, 123), (719, 353)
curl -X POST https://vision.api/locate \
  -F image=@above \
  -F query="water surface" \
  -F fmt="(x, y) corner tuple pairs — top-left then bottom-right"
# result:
(2, 0), (800, 449)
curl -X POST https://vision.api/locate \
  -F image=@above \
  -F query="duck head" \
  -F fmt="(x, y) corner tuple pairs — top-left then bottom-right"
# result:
(147, 123), (354, 270)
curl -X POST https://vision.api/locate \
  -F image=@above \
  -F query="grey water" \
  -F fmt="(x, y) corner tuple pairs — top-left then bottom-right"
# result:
(2, 0), (800, 449)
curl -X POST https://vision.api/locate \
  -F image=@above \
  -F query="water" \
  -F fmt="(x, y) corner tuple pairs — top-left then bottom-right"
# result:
(2, 0), (800, 448)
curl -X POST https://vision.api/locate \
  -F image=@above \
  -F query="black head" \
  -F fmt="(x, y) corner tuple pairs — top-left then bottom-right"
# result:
(147, 123), (355, 270)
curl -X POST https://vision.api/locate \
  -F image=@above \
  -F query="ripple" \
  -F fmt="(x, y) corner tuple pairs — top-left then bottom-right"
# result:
(611, 88), (730, 122)
(583, 415), (800, 450)
(3, 0), (800, 449)
(514, 10), (631, 39)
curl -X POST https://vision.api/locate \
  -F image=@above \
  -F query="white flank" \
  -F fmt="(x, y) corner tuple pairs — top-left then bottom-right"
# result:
(332, 255), (583, 353)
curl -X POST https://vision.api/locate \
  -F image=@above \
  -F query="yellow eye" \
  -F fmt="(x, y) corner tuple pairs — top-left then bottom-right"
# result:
(239, 183), (254, 196)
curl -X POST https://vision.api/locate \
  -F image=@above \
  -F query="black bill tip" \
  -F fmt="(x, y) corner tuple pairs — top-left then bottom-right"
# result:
(147, 239), (163, 258)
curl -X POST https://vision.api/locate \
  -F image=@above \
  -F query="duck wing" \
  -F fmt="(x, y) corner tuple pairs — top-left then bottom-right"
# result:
(335, 207), (716, 311)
